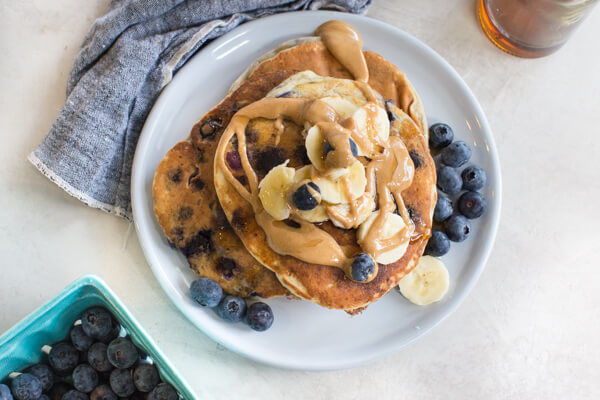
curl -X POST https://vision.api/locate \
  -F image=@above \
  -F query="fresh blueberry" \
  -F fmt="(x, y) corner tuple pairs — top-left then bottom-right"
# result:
(11, 374), (42, 400)
(89, 385), (116, 400)
(132, 364), (159, 393)
(215, 295), (247, 323)
(436, 166), (462, 195)
(106, 338), (138, 369)
(189, 278), (223, 308)
(27, 364), (53, 393)
(429, 123), (454, 149)
(245, 302), (274, 332)
(425, 230), (451, 257)
(292, 182), (320, 211)
(0, 384), (13, 400)
(62, 390), (88, 400)
(441, 140), (471, 167)
(351, 253), (376, 281)
(48, 342), (79, 375)
(444, 215), (471, 242)
(147, 383), (178, 400)
(461, 165), (487, 191)
(98, 318), (121, 344)
(72, 365), (98, 394)
(87, 343), (112, 373)
(323, 139), (358, 159)
(81, 307), (113, 340)
(349, 138), (359, 157)
(47, 382), (70, 400)
(433, 195), (453, 222)
(458, 191), (487, 219)
(70, 326), (94, 352)
(109, 370), (135, 398)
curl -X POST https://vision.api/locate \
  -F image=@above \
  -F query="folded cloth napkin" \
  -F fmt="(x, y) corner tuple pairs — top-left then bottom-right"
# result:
(29, 0), (371, 221)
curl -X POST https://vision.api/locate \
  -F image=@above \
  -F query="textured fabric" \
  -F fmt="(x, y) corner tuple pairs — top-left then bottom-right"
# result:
(29, 0), (372, 220)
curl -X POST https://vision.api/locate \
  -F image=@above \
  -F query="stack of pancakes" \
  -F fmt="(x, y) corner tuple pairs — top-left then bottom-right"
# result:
(152, 27), (436, 313)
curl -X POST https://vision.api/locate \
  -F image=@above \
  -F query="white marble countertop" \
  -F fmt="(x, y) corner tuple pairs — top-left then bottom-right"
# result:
(1, 1), (599, 399)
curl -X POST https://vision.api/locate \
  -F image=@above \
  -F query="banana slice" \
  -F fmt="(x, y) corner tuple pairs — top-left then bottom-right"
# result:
(258, 161), (295, 221)
(312, 161), (366, 204)
(305, 125), (326, 171)
(327, 194), (374, 229)
(296, 204), (329, 223)
(398, 256), (449, 306)
(356, 210), (409, 264)
(320, 96), (359, 119)
(352, 103), (390, 148)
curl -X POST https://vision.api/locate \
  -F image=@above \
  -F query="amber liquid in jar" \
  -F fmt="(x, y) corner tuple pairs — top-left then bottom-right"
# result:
(478, 0), (598, 57)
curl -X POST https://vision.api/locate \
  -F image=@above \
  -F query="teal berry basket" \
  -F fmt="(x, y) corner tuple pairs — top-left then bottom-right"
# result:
(0, 274), (196, 399)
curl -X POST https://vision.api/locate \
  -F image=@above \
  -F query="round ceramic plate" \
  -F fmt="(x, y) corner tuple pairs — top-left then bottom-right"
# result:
(131, 11), (501, 371)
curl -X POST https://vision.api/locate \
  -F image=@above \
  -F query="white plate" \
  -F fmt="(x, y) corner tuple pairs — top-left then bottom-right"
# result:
(131, 11), (501, 371)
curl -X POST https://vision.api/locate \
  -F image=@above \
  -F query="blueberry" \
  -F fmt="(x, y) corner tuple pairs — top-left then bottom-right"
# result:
(0, 384), (13, 400)
(39, 396), (49, 400)
(429, 123), (454, 149)
(70, 326), (94, 352)
(27, 364), (53, 393)
(48, 342), (79, 375)
(215, 295), (246, 323)
(433, 195), (453, 222)
(132, 364), (159, 393)
(351, 253), (376, 281)
(323, 139), (358, 159)
(11, 374), (42, 400)
(323, 141), (334, 158)
(444, 215), (471, 242)
(62, 390), (88, 400)
(292, 182), (320, 211)
(461, 165), (487, 191)
(425, 230), (451, 257)
(109, 370), (135, 398)
(89, 385), (116, 400)
(87, 343), (112, 373)
(98, 318), (121, 344)
(458, 191), (487, 219)
(81, 307), (113, 339)
(47, 382), (70, 400)
(441, 140), (471, 167)
(349, 138), (359, 157)
(245, 302), (274, 332)
(106, 338), (138, 369)
(189, 278), (223, 308)
(72, 365), (98, 394)
(436, 166), (462, 195)
(147, 383), (178, 400)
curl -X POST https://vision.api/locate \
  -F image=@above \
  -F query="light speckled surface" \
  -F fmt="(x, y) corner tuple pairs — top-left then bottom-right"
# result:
(1, 1), (599, 399)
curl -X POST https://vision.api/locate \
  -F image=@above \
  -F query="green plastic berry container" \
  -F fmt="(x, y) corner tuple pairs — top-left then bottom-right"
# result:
(0, 274), (196, 399)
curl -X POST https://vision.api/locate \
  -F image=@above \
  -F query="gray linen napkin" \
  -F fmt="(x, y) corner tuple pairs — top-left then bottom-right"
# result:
(29, 0), (371, 221)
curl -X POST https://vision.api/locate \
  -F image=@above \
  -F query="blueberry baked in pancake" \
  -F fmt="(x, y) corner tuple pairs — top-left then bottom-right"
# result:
(153, 20), (436, 312)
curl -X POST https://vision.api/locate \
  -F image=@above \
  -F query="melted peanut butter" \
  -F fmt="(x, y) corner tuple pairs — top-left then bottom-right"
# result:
(214, 20), (417, 281)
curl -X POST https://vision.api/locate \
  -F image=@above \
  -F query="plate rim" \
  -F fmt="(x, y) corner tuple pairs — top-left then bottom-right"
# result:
(131, 10), (502, 371)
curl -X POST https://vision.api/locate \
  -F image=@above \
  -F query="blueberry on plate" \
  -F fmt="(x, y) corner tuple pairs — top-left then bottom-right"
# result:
(350, 253), (376, 282)
(81, 307), (113, 339)
(107, 338), (138, 369)
(444, 215), (471, 242)
(11, 374), (42, 400)
(216, 295), (247, 323)
(27, 364), (54, 393)
(0, 384), (13, 400)
(109, 369), (135, 398)
(70, 325), (94, 352)
(424, 230), (451, 257)
(440, 141), (471, 167)
(189, 278), (223, 308)
(89, 385), (117, 400)
(433, 195), (453, 222)
(292, 182), (320, 211)
(62, 390), (88, 400)
(87, 343), (112, 373)
(245, 302), (274, 332)
(48, 342), (79, 375)
(132, 364), (159, 393)
(429, 123), (454, 149)
(147, 383), (178, 400)
(349, 138), (359, 157)
(458, 191), (487, 219)
(323, 139), (358, 159)
(72, 365), (98, 393)
(436, 166), (462, 195)
(461, 165), (487, 191)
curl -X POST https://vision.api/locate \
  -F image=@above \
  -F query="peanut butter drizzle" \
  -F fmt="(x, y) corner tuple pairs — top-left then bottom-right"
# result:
(214, 20), (417, 280)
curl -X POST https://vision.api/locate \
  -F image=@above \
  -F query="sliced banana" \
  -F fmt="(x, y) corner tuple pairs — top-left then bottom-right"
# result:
(327, 194), (374, 229)
(398, 256), (449, 306)
(352, 103), (390, 148)
(320, 96), (359, 119)
(356, 210), (409, 264)
(312, 161), (366, 204)
(305, 125), (326, 171)
(258, 161), (295, 221)
(296, 204), (329, 223)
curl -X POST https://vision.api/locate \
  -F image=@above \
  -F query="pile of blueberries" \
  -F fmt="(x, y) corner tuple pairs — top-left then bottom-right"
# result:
(0, 307), (180, 400)
(425, 123), (488, 257)
(189, 278), (274, 332)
